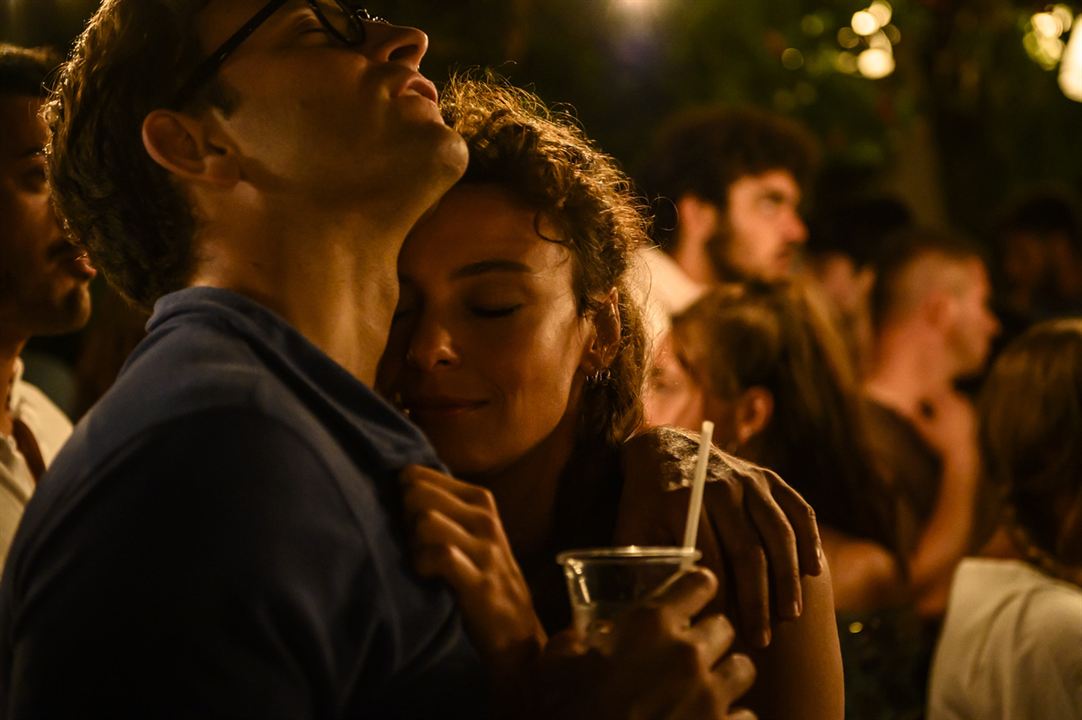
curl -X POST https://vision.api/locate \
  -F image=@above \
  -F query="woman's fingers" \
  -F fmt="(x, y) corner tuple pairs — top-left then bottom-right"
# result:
(765, 469), (823, 577)
(705, 480), (772, 647)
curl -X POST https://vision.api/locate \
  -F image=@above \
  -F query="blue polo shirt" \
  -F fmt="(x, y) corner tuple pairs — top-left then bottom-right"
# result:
(0, 287), (485, 718)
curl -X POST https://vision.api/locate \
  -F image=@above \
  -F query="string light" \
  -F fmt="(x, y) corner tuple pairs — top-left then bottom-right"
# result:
(1061, 20), (1082, 101)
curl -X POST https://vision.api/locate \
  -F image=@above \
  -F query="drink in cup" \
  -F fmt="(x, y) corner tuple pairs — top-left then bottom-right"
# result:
(556, 546), (701, 652)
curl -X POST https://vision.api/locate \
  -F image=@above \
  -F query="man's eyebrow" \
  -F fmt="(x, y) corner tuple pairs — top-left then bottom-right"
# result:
(450, 260), (533, 279)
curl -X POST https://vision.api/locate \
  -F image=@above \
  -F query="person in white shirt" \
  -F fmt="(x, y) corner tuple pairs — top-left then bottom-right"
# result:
(928, 318), (1082, 720)
(0, 44), (95, 567)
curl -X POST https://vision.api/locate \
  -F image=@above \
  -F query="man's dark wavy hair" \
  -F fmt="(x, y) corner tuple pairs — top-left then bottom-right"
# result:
(643, 105), (819, 252)
(44, 0), (232, 311)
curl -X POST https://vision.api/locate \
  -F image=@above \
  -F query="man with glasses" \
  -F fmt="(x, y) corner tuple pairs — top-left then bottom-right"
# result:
(0, 2), (758, 718)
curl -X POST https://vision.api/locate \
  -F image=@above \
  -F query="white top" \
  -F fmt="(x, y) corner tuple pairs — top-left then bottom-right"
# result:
(631, 246), (706, 352)
(928, 557), (1082, 720)
(0, 359), (73, 568)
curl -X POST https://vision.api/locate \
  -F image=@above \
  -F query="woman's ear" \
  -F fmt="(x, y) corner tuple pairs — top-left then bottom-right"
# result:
(734, 386), (773, 446)
(580, 289), (622, 375)
(142, 109), (239, 187)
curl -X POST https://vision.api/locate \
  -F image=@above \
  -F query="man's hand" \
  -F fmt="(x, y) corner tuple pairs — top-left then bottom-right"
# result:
(616, 427), (823, 647)
(519, 568), (756, 720)
(399, 465), (546, 675)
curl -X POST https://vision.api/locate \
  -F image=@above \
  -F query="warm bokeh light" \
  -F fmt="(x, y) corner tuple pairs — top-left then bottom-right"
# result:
(1033, 12), (1064, 39)
(838, 27), (861, 49)
(834, 50), (859, 74)
(801, 14), (826, 37)
(1053, 4), (1074, 33)
(858, 47), (895, 78)
(782, 47), (805, 70)
(869, 30), (892, 51)
(869, 1), (893, 27)
(1061, 26), (1082, 101)
(613, 0), (663, 17)
(852, 10), (881, 37)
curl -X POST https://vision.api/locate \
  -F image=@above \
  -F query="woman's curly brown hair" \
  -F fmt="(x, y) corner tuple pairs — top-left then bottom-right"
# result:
(441, 75), (649, 447)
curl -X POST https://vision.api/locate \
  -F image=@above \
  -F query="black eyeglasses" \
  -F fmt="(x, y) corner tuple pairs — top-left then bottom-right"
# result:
(174, 0), (385, 107)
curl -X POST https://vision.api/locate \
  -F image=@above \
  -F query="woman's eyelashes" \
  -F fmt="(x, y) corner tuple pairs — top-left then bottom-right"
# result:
(469, 304), (523, 319)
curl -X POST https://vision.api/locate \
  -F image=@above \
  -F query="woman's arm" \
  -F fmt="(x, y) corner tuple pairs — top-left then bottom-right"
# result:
(615, 428), (845, 719)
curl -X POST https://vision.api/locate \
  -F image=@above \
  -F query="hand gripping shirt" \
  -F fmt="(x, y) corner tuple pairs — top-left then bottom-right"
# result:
(0, 287), (485, 719)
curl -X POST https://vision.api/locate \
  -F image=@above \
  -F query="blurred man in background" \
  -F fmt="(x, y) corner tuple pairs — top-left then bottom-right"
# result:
(863, 227), (999, 617)
(642, 105), (818, 284)
(0, 44), (93, 568)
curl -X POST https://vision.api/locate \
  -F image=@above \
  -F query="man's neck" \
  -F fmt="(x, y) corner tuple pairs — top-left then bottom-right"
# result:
(190, 193), (435, 386)
(865, 328), (952, 419)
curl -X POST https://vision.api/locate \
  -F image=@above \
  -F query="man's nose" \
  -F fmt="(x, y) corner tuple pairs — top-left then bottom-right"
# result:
(786, 209), (808, 244)
(363, 22), (428, 69)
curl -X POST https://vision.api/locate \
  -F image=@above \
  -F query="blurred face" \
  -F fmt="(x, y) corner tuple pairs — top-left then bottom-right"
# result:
(0, 95), (94, 340)
(947, 259), (999, 377)
(1001, 231), (1049, 295)
(194, 0), (466, 207)
(378, 184), (596, 476)
(643, 331), (704, 429)
(709, 169), (807, 281)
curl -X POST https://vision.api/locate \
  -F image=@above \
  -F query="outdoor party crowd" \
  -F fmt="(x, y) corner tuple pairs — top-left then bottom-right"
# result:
(1, 1), (1080, 718)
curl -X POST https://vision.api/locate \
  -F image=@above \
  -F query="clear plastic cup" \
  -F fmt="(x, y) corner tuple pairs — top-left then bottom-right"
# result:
(556, 546), (701, 652)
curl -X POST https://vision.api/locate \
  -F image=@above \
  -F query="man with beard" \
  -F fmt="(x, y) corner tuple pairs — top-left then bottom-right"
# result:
(643, 105), (817, 284)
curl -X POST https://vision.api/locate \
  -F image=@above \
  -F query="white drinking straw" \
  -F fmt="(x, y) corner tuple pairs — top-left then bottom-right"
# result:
(681, 420), (715, 560)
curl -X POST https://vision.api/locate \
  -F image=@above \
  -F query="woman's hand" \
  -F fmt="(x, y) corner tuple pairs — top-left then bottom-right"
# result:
(616, 427), (823, 647)
(399, 464), (546, 676)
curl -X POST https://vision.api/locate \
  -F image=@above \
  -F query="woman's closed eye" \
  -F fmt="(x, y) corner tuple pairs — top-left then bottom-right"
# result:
(469, 304), (523, 319)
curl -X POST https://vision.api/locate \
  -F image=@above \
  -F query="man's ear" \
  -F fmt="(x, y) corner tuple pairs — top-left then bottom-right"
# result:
(581, 289), (622, 374)
(734, 386), (773, 446)
(675, 194), (720, 246)
(142, 109), (239, 187)
(923, 289), (956, 332)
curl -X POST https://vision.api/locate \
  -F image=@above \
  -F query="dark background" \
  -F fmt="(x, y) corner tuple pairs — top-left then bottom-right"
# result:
(3, 0), (1081, 239)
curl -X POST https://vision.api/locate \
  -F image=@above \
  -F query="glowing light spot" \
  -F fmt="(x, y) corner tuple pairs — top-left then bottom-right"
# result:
(782, 48), (805, 70)
(869, 0), (893, 26)
(848, 621), (864, 634)
(884, 24), (902, 45)
(1040, 35), (1066, 62)
(857, 47), (895, 78)
(834, 51), (859, 74)
(802, 14), (826, 37)
(1033, 12), (1063, 39)
(1025, 30), (1062, 70)
(613, 0), (663, 19)
(852, 10), (881, 37)
(869, 30), (892, 51)
(1060, 25), (1082, 101)
(1053, 4), (1074, 33)
(837, 27), (860, 49)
